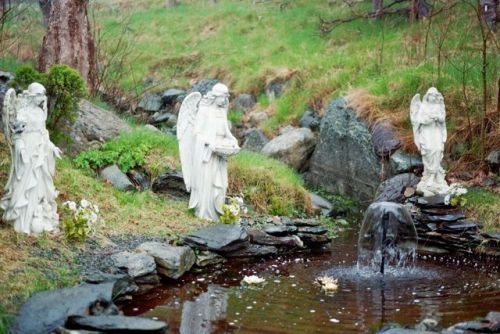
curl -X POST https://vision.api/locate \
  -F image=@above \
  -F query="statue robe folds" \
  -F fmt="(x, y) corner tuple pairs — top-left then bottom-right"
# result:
(1, 83), (61, 235)
(178, 84), (240, 222)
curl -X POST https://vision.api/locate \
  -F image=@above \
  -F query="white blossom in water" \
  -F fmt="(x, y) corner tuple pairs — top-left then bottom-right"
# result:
(242, 275), (265, 285)
(316, 276), (339, 293)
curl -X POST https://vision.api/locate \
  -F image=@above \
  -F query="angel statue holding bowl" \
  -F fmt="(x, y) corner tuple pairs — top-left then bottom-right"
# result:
(177, 83), (240, 221)
(410, 87), (450, 197)
(0, 83), (61, 235)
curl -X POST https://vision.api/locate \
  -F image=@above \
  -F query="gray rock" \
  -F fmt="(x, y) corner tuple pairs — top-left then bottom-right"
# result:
(233, 93), (256, 112)
(110, 251), (156, 278)
(307, 98), (381, 204)
(297, 233), (331, 246)
(137, 242), (195, 279)
(99, 164), (135, 191)
(248, 111), (269, 125)
(297, 226), (328, 234)
(374, 173), (420, 203)
(144, 124), (161, 132)
(248, 229), (304, 247)
(161, 88), (185, 105)
(291, 218), (320, 227)
(242, 128), (269, 152)
(134, 273), (161, 285)
(262, 127), (316, 171)
(309, 192), (333, 216)
(152, 172), (189, 197)
(195, 251), (226, 267)
(371, 121), (401, 157)
(183, 225), (249, 253)
(299, 110), (321, 131)
(390, 150), (424, 175)
(66, 315), (168, 333)
(10, 283), (115, 334)
(0, 70), (14, 84)
(263, 225), (298, 236)
(69, 100), (132, 155)
(225, 244), (278, 257)
(83, 271), (127, 284)
(138, 94), (163, 113)
(486, 311), (500, 323)
(265, 80), (285, 101)
(150, 112), (176, 126)
(0, 71), (13, 118)
(486, 150), (500, 174)
(127, 169), (150, 191)
(181, 79), (219, 101)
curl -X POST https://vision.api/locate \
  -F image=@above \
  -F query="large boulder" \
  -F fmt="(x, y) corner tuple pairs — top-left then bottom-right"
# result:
(110, 251), (156, 278)
(137, 242), (195, 279)
(486, 150), (500, 174)
(261, 127), (316, 171)
(307, 98), (382, 204)
(10, 283), (115, 334)
(69, 100), (131, 155)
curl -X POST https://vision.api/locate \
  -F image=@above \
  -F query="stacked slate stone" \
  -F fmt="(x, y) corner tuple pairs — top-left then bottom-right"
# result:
(183, 219), (331, 259)
(407, 195), (500, 255)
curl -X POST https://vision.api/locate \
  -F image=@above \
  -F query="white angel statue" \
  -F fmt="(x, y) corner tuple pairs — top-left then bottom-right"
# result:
(0, 83), (61, 235)
(410, 87), (450, 197)
(177, 83), (240, 221)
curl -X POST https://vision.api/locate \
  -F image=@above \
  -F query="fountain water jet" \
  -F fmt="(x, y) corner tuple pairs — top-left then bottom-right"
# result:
(357, 202), (418, 274)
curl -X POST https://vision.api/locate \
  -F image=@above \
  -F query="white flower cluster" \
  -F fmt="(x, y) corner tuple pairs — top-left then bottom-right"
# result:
(242, 275), (265, 285)
(444, 183), (468, 205)
(63, 199), (100, 234)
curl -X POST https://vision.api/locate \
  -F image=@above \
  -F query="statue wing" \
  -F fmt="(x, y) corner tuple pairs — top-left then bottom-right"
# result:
(2, 88), (17, 146)
(409, 94), (422, 150)
(177, 92), (202, 192)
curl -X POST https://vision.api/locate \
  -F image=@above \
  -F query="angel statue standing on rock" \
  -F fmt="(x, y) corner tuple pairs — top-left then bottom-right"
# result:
(177, 83), (240, 221)
(0, 83), (61, 235)
(410, 87), (450, 197)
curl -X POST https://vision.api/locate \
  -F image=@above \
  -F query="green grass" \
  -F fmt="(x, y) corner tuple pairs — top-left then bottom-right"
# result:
(464, 187), (500, 233)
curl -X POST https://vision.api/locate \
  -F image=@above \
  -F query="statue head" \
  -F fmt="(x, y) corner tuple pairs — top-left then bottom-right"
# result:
(423, 87), (444, 105)
(25, 82), (48, 111)
(209, 83), (229, 108)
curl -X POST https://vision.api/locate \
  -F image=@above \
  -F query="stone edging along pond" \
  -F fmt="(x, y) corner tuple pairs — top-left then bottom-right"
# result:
(9, 218), (332, 334)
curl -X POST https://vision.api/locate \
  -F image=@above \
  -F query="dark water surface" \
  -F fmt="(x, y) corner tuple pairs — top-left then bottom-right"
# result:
(123, 232), (500, 333)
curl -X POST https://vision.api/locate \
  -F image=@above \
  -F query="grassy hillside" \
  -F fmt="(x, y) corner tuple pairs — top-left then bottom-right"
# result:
(2, 0), (497, 158)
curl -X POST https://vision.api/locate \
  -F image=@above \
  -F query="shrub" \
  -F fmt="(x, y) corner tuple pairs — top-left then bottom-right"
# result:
(12, 65), (87, 143)
(61, 199), (99, 242)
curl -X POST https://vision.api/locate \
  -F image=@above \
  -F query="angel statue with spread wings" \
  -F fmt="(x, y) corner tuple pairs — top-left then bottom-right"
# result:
(410, 87), (450, 197)
(0, 83), (61, 235)
(177, 83), (240, 221)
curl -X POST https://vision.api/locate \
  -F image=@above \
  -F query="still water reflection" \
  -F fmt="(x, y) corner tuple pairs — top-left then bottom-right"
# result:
(123, 232), (500, 333)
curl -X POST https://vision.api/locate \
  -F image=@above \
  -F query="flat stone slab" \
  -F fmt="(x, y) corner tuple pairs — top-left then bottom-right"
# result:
(409, 195), (449, 208)
(111, 251), (156, 278)
(263, 225), (298, 236)
(183, 225), (249, 253)
(137, 242), (195, 279)
(291, 218), (320, 227)
(224, 244), (278, 258)
(195, 251), (227, 267)
(297, 226), (328, 235)
(248, 229), (304, 247)
(66, 315), (168, 333)
(297, 233), (331, 246)
(422, 213), (466, 223)
(10, 283), (115, 334)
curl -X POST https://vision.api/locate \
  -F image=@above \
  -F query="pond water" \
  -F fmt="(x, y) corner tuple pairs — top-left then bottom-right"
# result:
(123, 231), (500, 333)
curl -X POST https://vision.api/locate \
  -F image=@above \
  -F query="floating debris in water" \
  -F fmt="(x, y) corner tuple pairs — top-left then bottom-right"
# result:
(316, 276), (339, 293)
(329, 318), (340, 323)
(242, 275), (265, 285)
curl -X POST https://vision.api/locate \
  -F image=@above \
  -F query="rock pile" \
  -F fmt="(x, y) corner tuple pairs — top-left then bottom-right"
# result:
(408, 195), (500, 255)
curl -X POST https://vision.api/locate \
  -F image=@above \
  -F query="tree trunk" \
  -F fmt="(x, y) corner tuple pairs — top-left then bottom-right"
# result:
(410, 0), (429, 21)
(38, 0), (51, 27)
(38, 0), (96, 93)
(165, 0), (178, 8)
(373, 0), (384, 18)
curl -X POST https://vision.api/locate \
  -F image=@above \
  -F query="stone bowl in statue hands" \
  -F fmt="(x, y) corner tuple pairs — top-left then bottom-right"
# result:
(213, 138), (240, 158)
